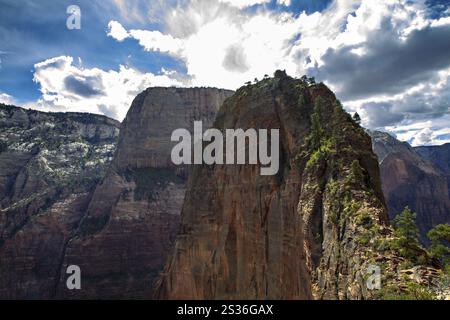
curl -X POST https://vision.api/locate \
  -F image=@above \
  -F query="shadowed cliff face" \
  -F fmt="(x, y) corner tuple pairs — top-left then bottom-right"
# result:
(156, 72), (392, 300)
(415, 144), (450, 175)
(372, 131), (450, 244)
(0, 104), (119, 299)
(57, 87), (233, 299)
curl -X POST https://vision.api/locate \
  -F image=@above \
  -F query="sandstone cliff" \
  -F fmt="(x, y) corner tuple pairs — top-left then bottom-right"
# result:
(57, 88), (233, 299)
(0, 104), (119, 298)
(156, 72), (397, 300)
(1, 86), (445, 299)
(372, 131), (450, 244)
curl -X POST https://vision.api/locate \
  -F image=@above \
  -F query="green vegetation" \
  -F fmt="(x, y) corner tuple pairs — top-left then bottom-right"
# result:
(305, 97), (338, 170)
(378, 265), (450, 300)
(297, 93), (307, 107)
(387, 208), (450, 298)
(427, 223), (450, 266)
(352, 112), (361, 125)
(377, 216), (450, 300)
(390, 207), (423, 262)
(299, 75), (316, 85)
(356, 210), (373, 229)
(379, 282), (437, 300)
(346, 160), (365, 185)
(390, 207), (450, 268)
(328, 211), (339, 225)
(309, 98), (325, 150)
(306, 138), (335, 169)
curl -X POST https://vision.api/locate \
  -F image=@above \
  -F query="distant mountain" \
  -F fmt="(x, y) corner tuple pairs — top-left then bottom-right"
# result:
(0, 103), (120, 299)
(371, 131), (450, 243)
(415, 143), (450, 175)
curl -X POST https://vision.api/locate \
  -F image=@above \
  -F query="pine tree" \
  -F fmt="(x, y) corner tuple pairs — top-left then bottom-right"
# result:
(392, 207), (422, 261)
(427, 224), (450, 266)
(353, 112), (361, 125)
(393, 207), (420, 244)
(349, 160), (364, 183)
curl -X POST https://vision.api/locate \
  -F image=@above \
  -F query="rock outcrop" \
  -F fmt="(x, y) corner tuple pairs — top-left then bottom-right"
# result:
(0, 104), (119, 299)
(371, 131), (450, 243)
(156, 72), (395, 300)
(57, 88), (233, 299)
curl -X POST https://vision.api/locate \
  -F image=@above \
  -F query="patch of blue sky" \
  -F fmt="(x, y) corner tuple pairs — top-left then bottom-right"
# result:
(425, 0), (450, 19)
(436, 133), (450, 140)
(243, 0), (333, 16)
(0, 0), (184, 103)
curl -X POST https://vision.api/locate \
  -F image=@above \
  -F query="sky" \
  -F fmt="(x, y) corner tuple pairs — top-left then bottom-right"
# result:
(0, 0), (450, 146)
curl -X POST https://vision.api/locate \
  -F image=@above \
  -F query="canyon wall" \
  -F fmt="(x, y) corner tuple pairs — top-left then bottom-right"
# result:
(57, 88), (233, 298)
(0, 104), (119, 298)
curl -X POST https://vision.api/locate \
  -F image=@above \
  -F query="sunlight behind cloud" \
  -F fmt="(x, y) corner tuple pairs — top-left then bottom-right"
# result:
(23, 0), (450, 145)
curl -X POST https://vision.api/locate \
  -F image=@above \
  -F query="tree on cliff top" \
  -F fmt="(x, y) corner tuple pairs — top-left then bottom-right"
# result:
(353, 112), (361, 125)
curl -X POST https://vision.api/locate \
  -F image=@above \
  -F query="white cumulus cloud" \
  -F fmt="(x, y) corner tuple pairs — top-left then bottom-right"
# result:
(0, 92), (16, 105)
(30, 56), (183, 121)
(107, 20), (129, 41)
(218, 0), (270, 8)
(103, 0), (450, 145)
(21, 0), (450, 146)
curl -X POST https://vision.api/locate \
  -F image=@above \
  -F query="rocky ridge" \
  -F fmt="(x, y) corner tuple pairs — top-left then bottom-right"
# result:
(155, 71), (422, 300)
(0, 104), (119, 298)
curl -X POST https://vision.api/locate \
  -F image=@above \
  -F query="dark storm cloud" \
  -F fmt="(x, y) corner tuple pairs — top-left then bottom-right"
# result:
(359, 82), (450, 129)
(309, 22), (450, 100)
(360, 102), (406, 128)
(425, 0), (450, 18)
(64, 75), (104, 97)
(393, 89), (450, 116)
(222, 44), (250, 73)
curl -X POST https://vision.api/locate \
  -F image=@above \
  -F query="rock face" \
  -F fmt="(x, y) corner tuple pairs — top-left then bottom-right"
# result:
(2, 88), (445, 300)
(371, 131), (450, 243)
(156, 72), (392, 300)
(0, 104), (119, 299)
(415, 143), (450, 175)
(57, 88), (233, 299)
